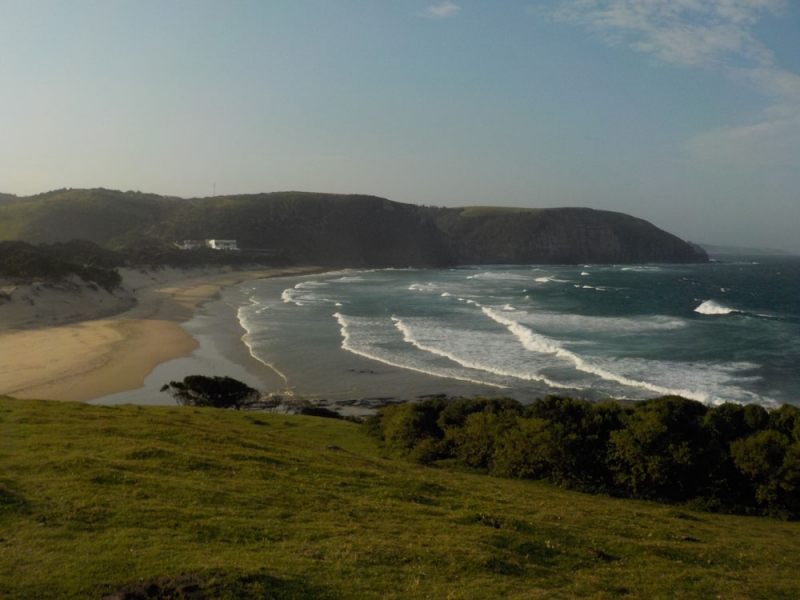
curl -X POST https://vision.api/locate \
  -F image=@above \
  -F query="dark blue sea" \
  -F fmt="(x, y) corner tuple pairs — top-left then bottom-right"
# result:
(232, 257), (800, 407)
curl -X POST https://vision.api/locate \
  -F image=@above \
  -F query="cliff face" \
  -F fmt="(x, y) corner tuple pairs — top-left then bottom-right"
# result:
(434, 207), (706, 265)
(0, 190), (707, 266)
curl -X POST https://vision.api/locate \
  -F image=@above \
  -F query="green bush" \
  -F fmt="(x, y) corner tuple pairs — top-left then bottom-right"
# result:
(366, 395), (800, 518)
(160, 375), (260, 410)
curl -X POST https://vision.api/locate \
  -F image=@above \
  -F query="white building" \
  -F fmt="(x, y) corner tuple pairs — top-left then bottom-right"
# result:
(178, 240), (206, 250)
(207, 239), (238, 250)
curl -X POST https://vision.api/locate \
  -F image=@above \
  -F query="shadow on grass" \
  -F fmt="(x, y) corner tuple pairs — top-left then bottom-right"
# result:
(0, 482), (26, 512)
(100, 569), (336, 599)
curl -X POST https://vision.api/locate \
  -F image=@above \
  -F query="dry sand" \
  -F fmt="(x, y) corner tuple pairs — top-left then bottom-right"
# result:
(0, 266), (322, 402)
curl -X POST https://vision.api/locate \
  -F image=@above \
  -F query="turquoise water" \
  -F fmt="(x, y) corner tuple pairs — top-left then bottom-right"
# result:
(233, 258), (800, 407)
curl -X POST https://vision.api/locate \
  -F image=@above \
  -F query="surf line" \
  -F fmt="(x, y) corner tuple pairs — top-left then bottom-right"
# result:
(481, 306), (709, 403)
(237, 303), (291, 389)
(391, 316), (569, 389)
(333, 312), (507, 389)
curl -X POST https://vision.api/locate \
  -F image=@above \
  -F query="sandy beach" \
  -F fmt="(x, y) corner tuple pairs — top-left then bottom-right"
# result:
(0, 266), (322, 402)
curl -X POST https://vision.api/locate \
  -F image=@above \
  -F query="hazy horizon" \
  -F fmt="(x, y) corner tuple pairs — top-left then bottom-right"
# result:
(2, 1), (799, 252)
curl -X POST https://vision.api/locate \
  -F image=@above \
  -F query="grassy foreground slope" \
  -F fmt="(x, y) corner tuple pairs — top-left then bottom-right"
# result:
(1, 398), (798, 599)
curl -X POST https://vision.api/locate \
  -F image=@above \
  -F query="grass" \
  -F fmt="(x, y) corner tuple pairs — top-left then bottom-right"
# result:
(1, 397), (799, 599)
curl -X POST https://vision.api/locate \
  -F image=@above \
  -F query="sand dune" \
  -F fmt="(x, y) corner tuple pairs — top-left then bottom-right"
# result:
(0, 266), (321, 402)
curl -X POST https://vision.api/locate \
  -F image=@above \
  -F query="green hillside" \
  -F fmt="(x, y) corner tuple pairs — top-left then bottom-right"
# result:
(1, 397), (797, 599)
(0, 189), (708, 266)
(0, 189), (183, 247)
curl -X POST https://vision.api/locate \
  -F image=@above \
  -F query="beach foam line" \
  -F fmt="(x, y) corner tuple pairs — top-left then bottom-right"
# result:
(481, 306), (709, 402)
(392, 317), (569, 389)
(333, 313), (506, 389)
(236, 303), (290, 387)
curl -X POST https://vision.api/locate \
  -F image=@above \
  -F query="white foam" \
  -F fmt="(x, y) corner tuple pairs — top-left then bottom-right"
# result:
(332, 276), (364, 283)
(621, 266), (662, 272)
(510, 308), (686, 334)
(392, 317), (569, 389)
(695, 300), (736, 315)
(441, 292), (452, 297)
(281, 280), (334, 306)
(581, 272), (590, 276)
(466, 272), (529, 281)
(295, 280), (328, 289)
(235, 304), (289, 387)
(536, 277), (553, 283)
(332, 313), (506, 389)
(481, 307), (712, 402)
(408, 283), (438, 292)
(281, 288), (298, 304)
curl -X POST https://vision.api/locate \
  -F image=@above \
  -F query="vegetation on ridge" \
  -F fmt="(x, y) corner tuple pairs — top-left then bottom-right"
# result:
(1, 396), (799, 599)
(0, 240), (123, 291)
(0, 188), (708, 267)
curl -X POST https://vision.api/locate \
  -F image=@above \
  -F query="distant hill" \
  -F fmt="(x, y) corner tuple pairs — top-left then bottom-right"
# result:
(699, 243), (795, 257)
(0, 189), (707, 266)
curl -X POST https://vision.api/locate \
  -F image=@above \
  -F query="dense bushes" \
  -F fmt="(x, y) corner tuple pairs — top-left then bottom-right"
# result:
(366, 395), (800, 518)
(0, 240), (123, 291)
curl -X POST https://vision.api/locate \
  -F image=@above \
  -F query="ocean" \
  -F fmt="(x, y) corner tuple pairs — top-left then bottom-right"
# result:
(231, 257), (800, 408)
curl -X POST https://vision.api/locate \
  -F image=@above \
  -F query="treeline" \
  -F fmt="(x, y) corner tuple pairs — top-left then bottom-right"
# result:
(0, 239), (292, 291)
(365, 395), (800, 519)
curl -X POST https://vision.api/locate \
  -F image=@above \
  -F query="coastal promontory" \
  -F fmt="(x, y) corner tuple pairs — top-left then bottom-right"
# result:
(0, 188), (707, 267)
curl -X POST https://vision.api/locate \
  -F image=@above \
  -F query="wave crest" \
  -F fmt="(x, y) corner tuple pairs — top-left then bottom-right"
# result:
(695, 300), (736, 315)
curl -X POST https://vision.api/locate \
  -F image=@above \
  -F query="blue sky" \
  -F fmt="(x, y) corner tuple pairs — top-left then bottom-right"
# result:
(1, 1), (798, 252)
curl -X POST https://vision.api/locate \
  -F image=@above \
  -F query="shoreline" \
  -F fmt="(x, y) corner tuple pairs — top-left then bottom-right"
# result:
(0, 265), (325, 402)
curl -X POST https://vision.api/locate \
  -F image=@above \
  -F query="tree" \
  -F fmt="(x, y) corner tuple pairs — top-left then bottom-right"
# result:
(160, 375), (259, 410)
(379, 398), (448, 454)
(731, 430), (800, 514)
(607, 396), (709, 500)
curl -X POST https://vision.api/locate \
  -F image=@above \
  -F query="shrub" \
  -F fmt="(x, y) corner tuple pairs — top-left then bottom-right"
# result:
(160, 376), (259, 410)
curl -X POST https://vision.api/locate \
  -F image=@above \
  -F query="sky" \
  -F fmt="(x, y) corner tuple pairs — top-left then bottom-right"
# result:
(1, 1), (799, 252)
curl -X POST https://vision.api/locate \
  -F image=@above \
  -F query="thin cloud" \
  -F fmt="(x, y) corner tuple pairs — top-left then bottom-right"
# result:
(538, 0), (784, 68)
(534, 0), (800, 167)
(685, 103), (800, 166)
(423, 2), (461, 19)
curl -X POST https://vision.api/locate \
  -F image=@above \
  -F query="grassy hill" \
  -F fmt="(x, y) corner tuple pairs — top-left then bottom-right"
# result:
(0, 189), (707, 266)
(1, 397), (797, 599)
(0, 189), (184, 248)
